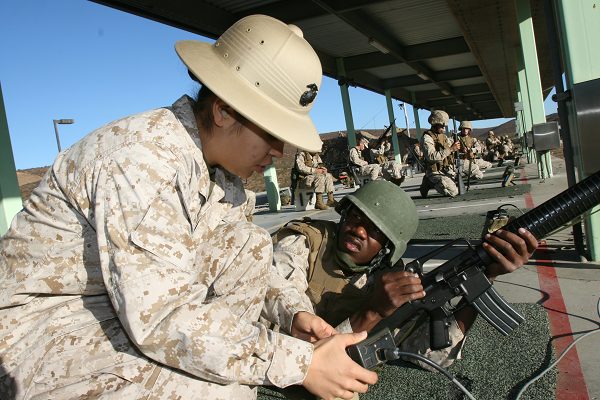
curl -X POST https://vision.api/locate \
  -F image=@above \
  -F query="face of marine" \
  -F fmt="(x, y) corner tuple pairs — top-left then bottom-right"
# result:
(202, 100), (284, 180)
(337, 205), (387, 265)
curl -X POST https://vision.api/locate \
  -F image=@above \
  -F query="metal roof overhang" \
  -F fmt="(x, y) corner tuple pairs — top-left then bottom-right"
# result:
(92, 0), (555, 122)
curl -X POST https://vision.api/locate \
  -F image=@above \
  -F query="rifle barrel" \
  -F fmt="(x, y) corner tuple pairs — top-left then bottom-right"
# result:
(504, 169), (600, 239)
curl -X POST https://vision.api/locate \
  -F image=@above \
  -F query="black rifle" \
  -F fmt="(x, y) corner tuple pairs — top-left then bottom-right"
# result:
(373, 119), (396, 152)
(458, 137), (474, 191)
(452, 131), (465, 195)
(348, 169), (600, 369)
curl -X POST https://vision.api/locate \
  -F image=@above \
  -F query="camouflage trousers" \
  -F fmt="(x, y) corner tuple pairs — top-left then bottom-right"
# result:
(474, 158), (492, 170)
(459, 159), (484, 180)
(380, 160), (403, 180)
(357, 164), (381, 181)
(427, 171), (459, 197)
(303, 172), (335, 193)
(0, 222), (273, 400)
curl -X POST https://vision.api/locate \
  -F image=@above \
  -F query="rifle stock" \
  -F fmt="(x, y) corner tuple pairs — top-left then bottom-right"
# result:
(348, 169), (600, 369)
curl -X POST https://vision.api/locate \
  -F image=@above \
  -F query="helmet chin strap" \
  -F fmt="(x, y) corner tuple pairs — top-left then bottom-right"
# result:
(336, 205), (392, 273)
(369, 244), (392, 270)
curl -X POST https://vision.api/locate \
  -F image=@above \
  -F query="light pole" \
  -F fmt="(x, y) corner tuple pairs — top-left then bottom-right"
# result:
(52, 119), (74, 152)
(398, 103), (411, 137)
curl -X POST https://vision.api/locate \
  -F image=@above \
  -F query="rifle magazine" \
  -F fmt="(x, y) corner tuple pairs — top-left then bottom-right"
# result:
(471, 287), (524, 335)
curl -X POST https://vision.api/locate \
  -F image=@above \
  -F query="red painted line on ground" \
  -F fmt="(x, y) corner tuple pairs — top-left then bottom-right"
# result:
(520, 169), (589, 399)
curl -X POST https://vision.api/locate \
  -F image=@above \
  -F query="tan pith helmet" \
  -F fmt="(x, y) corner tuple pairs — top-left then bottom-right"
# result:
(176, 15), (323, 153)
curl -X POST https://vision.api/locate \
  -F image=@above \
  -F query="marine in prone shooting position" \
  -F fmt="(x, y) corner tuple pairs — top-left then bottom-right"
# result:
(273, 181), (538, 371)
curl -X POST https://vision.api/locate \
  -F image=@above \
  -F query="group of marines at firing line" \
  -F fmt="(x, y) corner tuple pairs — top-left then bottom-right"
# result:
(291, 108), (519, 208)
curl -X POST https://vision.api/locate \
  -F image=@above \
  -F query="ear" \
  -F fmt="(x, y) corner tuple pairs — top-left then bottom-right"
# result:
(212, 99), (235, 128)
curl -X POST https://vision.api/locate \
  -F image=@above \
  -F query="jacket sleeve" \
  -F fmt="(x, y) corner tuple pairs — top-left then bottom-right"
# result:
(349, 148), (367, 166)
(421, 134), (451, 163)
(92, 143), (313, 388)
(271, 234), (314, 316)
(296, 153), (316, 175)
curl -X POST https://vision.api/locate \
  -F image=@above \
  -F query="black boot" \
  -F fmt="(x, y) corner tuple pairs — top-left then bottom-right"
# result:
(419, 176), (433, 198)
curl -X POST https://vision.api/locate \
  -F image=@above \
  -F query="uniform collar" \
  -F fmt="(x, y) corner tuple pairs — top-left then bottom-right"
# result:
(170, 95), (245, 207)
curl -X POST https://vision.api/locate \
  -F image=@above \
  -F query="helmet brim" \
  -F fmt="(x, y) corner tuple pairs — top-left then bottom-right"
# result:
(176, 40), (323, 153)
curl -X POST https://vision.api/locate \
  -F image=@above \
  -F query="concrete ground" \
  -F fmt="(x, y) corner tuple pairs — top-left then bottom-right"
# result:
(253, 156), (600, 400)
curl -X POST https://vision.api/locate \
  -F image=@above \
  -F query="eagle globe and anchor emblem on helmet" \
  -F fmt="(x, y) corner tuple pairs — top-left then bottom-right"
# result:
(299, 83), (319, 106)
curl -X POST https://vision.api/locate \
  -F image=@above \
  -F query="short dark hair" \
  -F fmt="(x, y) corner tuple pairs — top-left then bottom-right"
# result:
(191, 75), (249, 134)
(192, 84), (218, 134)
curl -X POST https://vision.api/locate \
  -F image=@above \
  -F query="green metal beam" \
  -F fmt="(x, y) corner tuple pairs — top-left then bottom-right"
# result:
(556, 0), (600, 83)
(343, 37), (469, 71)
(385, 89), (401, 163)
(0, 83), (23, 235)
(516, 0), (552, 178)
(556, 0), (600, 260)
(517, 59), (535, 164)
(263, 165), (281, 212)
(337, 58), (357, 148)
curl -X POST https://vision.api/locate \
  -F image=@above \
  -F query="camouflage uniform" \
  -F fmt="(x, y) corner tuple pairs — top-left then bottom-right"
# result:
(370, 142), (404, 181)
(0, 96), (313, 399)
(295, 151), (335, 194)
(244, 189), (257, 222)
(397, 133), (419, 165)
(371, 141), (391, 165)
(420, 131), (459, 197)
(349, 147), (381, 180)
(499, 136), (513, 158)
(472, 139), (492, 170)
(272, 221), (465, 370)
(485, 132), (500, 161)
(459, 136), (486, 180)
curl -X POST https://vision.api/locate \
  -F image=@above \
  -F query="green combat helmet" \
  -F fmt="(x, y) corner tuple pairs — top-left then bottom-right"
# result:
(428, 110), (449, 126)
(459, 120), (472, 130)
(336, 180), (418, 266)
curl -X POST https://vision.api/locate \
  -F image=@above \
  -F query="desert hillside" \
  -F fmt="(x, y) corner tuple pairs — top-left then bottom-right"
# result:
(17, 117), (548, 199)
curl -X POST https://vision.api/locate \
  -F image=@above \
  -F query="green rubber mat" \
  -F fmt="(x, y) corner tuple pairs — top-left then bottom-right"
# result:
(411, 184), (531, 206)
(413, 207), (529, 241)
(258, 303), (555, 400)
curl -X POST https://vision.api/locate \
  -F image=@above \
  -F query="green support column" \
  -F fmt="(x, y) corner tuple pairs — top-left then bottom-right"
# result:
(516, 66), (533, 131)
(517, 64), (536, 165)
(411, 92), (422, 139)
(263, 164), (280, 212)
(516, 0), (553, 178)
(556, 0), (600, 260)
(0, 83), (23, 235)
(384, 89), (401, 163)
(336, 59), (356, 148)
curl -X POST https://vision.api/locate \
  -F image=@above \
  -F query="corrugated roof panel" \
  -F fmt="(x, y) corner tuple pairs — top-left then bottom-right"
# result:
(298, 15), (369, 58)
(95, 0), (554, 119)
(424, 53), (479, 71)
(367, 0), (463, 46)
(447, 77), (486, 87)
(404, 83), (440, 92)
(205, 0), (278, 14)
(367, 63), (416, 79)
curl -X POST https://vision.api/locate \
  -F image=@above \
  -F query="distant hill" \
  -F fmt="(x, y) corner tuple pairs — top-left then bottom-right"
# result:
(17, 114), (560, 198)
(472, 112), (558, 139)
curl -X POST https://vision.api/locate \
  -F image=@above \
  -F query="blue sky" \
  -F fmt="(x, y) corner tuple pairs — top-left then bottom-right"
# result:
(1, 0), (558, 170)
